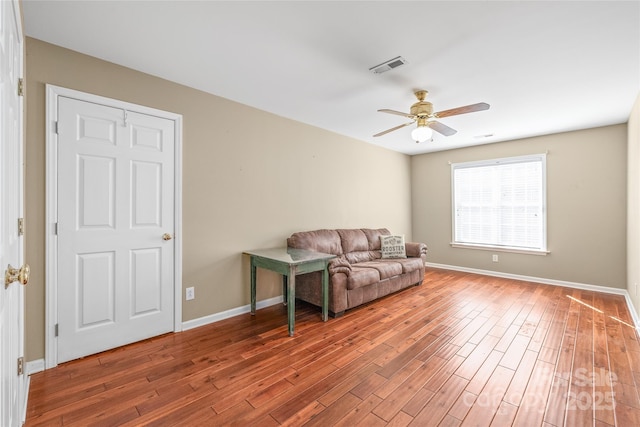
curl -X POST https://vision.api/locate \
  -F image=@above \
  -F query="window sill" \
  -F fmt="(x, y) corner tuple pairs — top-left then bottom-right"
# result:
(450, 242), (550, 256)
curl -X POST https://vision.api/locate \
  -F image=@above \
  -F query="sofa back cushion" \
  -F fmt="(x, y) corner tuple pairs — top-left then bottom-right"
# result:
(337, 229), (368, 253)
(362, 228), (391, 250)
(338, 229), (377, 264)
(287, 229), (343, 255)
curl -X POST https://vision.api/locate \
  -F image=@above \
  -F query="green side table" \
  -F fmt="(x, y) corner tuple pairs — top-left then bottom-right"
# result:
(244, 247), (336, 336)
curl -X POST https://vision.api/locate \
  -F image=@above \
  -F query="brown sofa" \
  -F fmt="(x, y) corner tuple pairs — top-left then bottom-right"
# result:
(287, 228), (428, 317)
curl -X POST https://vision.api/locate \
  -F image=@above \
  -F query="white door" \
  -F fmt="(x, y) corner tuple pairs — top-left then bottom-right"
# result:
(0, 0), (25, 425)
(56, 96), (175, 363)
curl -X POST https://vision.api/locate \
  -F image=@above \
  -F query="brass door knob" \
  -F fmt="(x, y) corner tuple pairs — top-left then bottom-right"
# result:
(162, 233), (173, 241)
(5, 263), (30, 288)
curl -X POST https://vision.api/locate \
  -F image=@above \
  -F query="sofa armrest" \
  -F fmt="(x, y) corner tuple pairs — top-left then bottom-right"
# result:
(328, 255), (352, 275)
(405, 242), (428, 258)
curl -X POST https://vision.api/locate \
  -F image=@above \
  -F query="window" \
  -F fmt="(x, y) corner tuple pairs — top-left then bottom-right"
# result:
(451, 154), (547, 254)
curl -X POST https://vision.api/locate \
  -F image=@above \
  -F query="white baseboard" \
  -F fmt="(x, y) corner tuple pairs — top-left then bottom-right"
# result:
(26, 358), (45, 376)
(426, 262), (640, 332)
(182, 295), (284, 331)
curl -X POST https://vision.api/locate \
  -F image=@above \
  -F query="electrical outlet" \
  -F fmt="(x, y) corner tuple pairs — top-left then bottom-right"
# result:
(492, 254), (499, 262)
(186, 287), (195, 301)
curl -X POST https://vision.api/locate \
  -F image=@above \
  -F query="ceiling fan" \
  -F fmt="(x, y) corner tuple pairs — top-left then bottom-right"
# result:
(373, 90), (490, 142)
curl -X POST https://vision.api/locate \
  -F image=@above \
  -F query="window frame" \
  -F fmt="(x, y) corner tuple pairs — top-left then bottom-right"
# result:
(450, 153), (549, 255)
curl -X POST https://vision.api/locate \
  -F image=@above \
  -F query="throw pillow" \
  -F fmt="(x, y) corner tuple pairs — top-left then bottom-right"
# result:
(380, 235), (406, 259)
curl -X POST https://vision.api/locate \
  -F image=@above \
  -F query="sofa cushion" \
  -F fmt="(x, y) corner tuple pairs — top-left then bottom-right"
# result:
(347, 266), (381, 290)
(381, 235), (407, 259)
(345, 251), (375, 264)
(393, 257), (424, 274)
(356, 261), (403, 279)
(287, 229), (343, 255)
(362, 228), (390, 250)
(337, 229), (369, 253)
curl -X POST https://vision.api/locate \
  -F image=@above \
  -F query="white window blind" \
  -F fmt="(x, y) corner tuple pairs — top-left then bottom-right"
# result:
(452, 154), (547, 252)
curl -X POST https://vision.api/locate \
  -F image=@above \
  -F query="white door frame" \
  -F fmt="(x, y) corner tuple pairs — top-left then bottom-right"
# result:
(45, 85), (183, 369)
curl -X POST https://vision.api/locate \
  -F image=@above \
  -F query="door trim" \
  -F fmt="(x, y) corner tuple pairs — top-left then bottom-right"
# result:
(45, 85), (183, 369)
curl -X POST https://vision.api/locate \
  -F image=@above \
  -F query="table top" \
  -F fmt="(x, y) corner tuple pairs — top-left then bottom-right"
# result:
(243, 247), (336, 265)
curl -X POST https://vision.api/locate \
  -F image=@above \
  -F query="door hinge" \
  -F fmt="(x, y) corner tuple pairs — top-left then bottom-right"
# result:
(18, 218), (24, 236)
(54, 222), (58, 235)
(54, 121), (59, 134)
(55, 324), (59, 337)
(17, 357), (24, 375)
(17, 78), (24, 97)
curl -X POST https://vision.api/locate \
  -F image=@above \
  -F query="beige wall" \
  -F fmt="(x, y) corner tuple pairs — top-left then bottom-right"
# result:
(24, 36), (636, 363)
(24, 38), (413, 361)
(628, 93), (640, 317)
(411, 125), (628, 289)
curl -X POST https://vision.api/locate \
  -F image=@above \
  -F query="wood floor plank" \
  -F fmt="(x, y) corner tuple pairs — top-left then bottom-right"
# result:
(317, 363), (379, 407)
(460, 365), (515, 427)
(303, 392), (361, 427)
(423, 355), (466, 393)
(489, 401), (518, 426)
(373, 359), (424, 400)
(141, 404), (217, 427)
(24, 268), (640, 426)
(440, 414), (463, 427)
(465, 350), (504, 396)
(401, 387), (435, 417)
(410, 374), (468, 426)
(503, 349), (537, 407)
(455, 335), (500, 381)
(278, 400), (325, 427)
(512, 359), (556, 426)
(593, 293), (617, 426)
(448, 390), (476, 422)
(500, 333), (531, 371)
(333, 394), (383, 427)
(372, 355), (449, 421)
(543, 375), (569, 426)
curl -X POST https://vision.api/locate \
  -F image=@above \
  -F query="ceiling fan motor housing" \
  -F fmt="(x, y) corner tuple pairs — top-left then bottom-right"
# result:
(410, 101), (433, 119)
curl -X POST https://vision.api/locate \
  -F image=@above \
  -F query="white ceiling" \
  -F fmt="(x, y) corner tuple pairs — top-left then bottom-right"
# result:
(22, 0), (640, 155)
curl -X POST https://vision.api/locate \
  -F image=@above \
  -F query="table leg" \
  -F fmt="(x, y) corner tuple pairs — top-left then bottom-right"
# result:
(250, 258), (257, 316)
(282, 275), (288, 306)
(322, 265), (329, 322)
(287, 266), (296, 336)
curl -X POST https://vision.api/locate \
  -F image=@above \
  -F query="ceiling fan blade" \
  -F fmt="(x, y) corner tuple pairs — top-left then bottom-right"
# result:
(429, 121), (457, 136)
(378, 109), (414, 119)
(435, 102), (490, 118)
(373, 121), (414, 137)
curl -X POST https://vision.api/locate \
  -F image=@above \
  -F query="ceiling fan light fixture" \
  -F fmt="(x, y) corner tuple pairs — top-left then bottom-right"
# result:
(411, 125), (433, 142)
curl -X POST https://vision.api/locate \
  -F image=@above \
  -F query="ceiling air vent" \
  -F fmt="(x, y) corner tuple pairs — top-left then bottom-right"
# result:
(369, 56), (407, 74)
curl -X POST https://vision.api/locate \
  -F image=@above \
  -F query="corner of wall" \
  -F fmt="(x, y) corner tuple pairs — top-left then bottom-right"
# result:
(628, 91), (640, 320)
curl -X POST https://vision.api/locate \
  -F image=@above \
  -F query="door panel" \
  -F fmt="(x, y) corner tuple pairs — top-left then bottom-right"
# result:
(57, 97), (175, 364)
(79, 115), (116, 145)
(78, 155), (116, 228)
(132, 161), (162, 226)
(131, 248), (162, 315)
(78, 251), (115, 328)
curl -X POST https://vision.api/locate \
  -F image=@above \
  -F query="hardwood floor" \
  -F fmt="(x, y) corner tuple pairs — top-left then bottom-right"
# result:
(25, 268), (640, 426)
